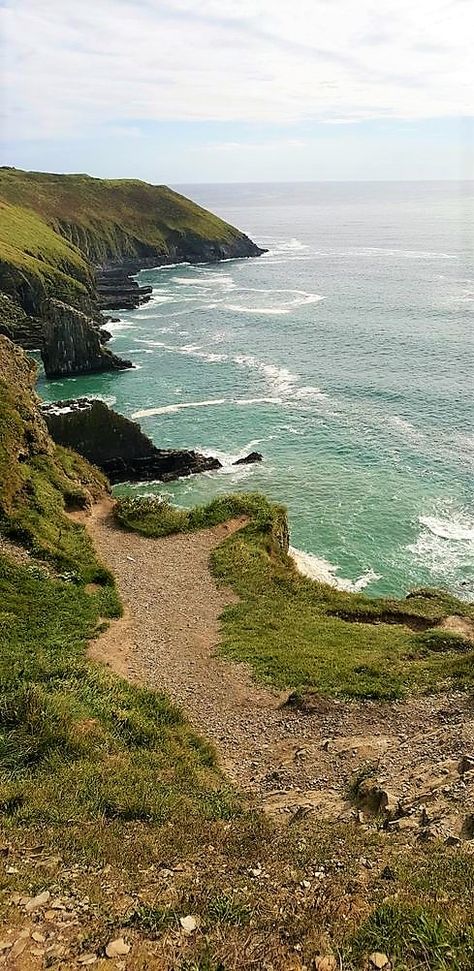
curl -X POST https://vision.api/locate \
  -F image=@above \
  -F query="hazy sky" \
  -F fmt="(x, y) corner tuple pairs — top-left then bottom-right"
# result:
(2, 0), (473, 182)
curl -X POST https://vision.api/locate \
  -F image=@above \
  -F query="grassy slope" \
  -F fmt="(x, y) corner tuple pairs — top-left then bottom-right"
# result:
(0, 167), (250, 270)
(1, 353), (473, 967)
(115, 493), (474, 699)
(0, 199), (93, 314)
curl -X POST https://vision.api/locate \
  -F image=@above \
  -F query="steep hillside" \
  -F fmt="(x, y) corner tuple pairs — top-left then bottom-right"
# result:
(0, 335), (109, 576)
(0, 167), (263, 376)
(1, 337), (474, 970)
(0, 167), (263, 273)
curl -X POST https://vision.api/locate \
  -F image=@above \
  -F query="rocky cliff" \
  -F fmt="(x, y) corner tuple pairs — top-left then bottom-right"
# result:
(0, 167), (264, 376)
(41, 397), (262, 484)
(41, 300), (131, 378)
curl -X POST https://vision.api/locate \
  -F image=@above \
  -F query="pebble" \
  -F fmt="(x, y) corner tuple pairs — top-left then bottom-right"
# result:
(369, 952), (390, 969)
(25, 889), (51, 912)
(105, 937), (130, 957)
(180, 915), (198, 934)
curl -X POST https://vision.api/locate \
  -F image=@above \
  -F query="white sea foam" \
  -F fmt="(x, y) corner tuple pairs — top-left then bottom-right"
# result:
(171, 274), (235, 288)
(419, 516), (474, 542)
(199, 439), (265, 473)
(131, 397), (282, 419)
(290, 546), (381, 592)
(132, 399), (228, 418)
(232, 353), (325, 399)
(226, 288), (323, 315)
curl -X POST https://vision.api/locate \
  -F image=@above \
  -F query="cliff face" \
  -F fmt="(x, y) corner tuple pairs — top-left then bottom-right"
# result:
(41, 397), (262, 484)
(0, 336), (108, 573)
(41, 300), (131, 378)
(41, 397), (221, 483)
(0, 167), (264, 377)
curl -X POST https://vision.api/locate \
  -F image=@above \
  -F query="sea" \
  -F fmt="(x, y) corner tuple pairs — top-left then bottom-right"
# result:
(38, 181), (474, 599)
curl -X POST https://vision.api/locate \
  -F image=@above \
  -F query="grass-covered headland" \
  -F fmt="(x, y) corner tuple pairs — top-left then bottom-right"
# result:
(116, 493), (474, 700)
(1, 339), (474, 968)
(0, 167), (262, 326)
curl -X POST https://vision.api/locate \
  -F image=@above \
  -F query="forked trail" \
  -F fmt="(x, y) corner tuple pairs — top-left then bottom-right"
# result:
(86, 500), (474, 830)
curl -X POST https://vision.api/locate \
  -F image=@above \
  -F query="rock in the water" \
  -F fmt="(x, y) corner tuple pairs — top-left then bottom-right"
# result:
(41, 397), (222, 484)
(41, 299), (132, 378)
(232, 451), (263, 466)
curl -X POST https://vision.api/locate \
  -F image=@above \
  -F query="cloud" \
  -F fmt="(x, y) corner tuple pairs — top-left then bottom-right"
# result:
(2, 0), (473, 140)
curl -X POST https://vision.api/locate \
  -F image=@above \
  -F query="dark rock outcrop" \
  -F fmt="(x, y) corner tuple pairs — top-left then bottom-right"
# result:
(0, 293), (44, 350)
(233, 451), (263, 466)
(41, 300), (132, 378)
(96, 271), (153, 311)
(41, 397), (263, 484)
(41, 398), (220, 484)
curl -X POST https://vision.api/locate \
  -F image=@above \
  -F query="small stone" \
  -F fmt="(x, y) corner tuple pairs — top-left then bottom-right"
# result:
(445, 834), (461, 846)
(458, 755), (474, 774)
(369, 952), (390, 969)
(25, 889), (50, 912)
(180, 915), (198, 934)
(315, 956), (337, 970)
(9, 936), (29, 960)
(0, 942), (11, 952)
(77, 954), (98, 966)
(105, 937), (130, 958)
(32, 932), (46, 943)
(31, 947), (45, 957)
(301, 879), (311, 889)
(5, 866), (19, 874)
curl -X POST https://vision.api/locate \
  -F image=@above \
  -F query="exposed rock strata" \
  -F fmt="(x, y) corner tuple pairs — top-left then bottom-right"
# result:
(41, 300), (132, 379)
(41, 397), (262, 484)
(0, 168), (265, 371)
(96, 271), (153, 311)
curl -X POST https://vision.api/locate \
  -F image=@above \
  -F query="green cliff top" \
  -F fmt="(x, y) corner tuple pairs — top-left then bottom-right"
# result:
(0, 167), (259, 317)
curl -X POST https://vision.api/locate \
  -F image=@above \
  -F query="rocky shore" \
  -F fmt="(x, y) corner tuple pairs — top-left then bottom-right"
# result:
(41, 397), (262, 484)
(0, 167), (265, 378)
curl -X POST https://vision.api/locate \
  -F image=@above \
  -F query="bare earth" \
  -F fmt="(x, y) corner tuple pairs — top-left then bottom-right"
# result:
(86, 500), (474, 838)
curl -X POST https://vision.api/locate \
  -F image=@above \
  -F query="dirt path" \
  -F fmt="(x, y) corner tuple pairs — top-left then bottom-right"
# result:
(86, 501), (474, 835)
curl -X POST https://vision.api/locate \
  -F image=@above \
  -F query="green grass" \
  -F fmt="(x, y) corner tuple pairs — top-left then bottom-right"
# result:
(0, 199), (92, 314)
(116, 492), (474, 699)
(0, 553), (235, 827)
(0, 167), (254, 295)
(114, 492), (275, 538)
(346, 901), (474, 971)
(1, 340), (473, 967)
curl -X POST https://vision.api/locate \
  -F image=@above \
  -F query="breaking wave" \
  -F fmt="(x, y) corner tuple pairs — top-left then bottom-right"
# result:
(290, 546), (381, 592)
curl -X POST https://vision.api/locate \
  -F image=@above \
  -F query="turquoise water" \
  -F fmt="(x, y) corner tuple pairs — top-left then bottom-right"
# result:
(38, 181), (474, 599)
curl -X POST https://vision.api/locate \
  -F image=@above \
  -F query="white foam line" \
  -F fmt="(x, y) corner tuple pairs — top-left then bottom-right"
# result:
(290, 546), (381, 592)
(132, 396), (282, 419)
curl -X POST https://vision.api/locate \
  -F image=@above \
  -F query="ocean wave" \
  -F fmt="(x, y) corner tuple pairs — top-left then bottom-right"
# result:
(131, 397), (281, 419)
(132, 399), (228, 418)
(225, 288), (323, 315)
(265, 238), (309, 256)
(233, 354), (325, 399)
(199, 439), (265, 472)
(171, 274), (235, 288)
(290, 546), (381, 592)
(132, 340), (326, 402)
(419, 515), (474, 542)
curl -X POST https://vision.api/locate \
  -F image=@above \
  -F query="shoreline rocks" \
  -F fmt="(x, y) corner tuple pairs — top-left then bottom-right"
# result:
(41, 397), (263, 484)
(40, 300), (132, 378)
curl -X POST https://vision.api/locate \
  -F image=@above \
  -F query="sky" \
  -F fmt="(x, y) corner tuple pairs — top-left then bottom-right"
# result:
(1, 0), (473, 183)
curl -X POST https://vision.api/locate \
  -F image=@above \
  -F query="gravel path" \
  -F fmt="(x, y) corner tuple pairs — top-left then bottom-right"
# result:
(86, 500), (474, 832)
